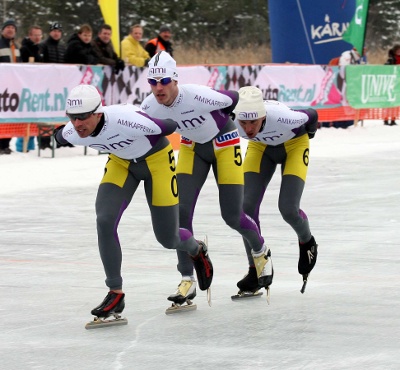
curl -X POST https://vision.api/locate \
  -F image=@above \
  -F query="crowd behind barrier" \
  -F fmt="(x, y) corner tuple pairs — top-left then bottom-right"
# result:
(1, 63), (400, 143)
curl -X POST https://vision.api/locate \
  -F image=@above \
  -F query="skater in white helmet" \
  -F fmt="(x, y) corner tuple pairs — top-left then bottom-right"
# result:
(233, 86), (318, 293)
(54, 84), (213, 325)
(141, 51), (272, 308)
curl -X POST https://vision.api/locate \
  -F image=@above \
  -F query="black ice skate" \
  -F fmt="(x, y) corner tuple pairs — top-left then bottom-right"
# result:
(298, 236), (318, 293)
(231, 266), (264, 300)
(85, 291), (128, 329)
(237, 266), (259, 292)
(166, 280), (197, 315)
(191, 240), (213, 292)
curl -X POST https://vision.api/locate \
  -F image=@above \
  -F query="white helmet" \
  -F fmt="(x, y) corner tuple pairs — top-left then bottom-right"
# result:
(66, 84), (103, 114)
(234, 86), (266, 120)
(147, 51), (178, 81)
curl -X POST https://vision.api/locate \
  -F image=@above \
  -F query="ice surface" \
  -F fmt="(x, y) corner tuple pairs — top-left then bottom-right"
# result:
(1, 121), (399, 370)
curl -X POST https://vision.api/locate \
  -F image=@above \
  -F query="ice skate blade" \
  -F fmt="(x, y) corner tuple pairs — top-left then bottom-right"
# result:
(85, 315), (128, 330)
(207, 287), (212, 307)
(165, 301), (197, 315)
(231, 291), (263, 300)
(300, 274), (309, 294)
(265, 287), (270, 305)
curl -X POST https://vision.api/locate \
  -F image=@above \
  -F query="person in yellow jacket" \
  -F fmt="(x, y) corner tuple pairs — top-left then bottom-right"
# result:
(121, 24), (150, 67)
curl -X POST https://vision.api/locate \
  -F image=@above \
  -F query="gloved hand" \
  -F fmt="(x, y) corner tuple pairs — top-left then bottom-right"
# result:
(53, 125), (66, 145)
(303, 108), (318, 139)
(307, 131), (316, 139)
(114, 59), (125, 74)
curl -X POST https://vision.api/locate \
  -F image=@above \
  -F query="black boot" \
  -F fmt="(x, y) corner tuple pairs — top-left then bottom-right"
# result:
(298, 236), (318, 275)
(237, 266), (259, 292)
(191, 241), (213, 291)
(91, 291), (125, 318)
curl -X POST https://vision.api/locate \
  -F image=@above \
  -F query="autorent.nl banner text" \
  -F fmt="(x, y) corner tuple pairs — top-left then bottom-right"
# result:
(1, 63), (398, 123)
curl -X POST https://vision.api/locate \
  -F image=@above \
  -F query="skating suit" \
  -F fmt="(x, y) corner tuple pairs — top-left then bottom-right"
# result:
(141, 85), (264, 277)
(234, 100), (317, 265)
(56, 103), (201, 290)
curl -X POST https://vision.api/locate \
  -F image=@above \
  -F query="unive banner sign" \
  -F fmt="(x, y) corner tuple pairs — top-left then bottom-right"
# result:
(268, 0), (356, 64)
(346, 65), (400, 108)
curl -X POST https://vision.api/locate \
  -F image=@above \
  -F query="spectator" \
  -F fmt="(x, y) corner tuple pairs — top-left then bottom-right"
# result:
(64, 24), (98, 65)
(92, 24), (125, 74)
(338, 47), (361, 66)
(359, 47), (368, 64)
(20, 25), (43, 62)
(39, 22), (66, 150)
(16, 25), (44, 152)
(121, 24), (150, 67)
(383, 44), (400, 126)
(385, 44), (400, 65)
(0, 19), (21, 155)
(334, 47), (361, 129)
(145, 25), (173, 58)
(40, 22), (65, 63)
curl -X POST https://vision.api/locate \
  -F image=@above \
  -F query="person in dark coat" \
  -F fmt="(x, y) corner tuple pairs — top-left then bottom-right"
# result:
(16, 25), (44, 152)
(37, 22), (66, 150)
(20, 25), (43, 62)
(64, 24), (98, 65)
(0, 19), (21, 155)
(40, 22), (65, 63)
(382, 44), (400, 125)
(91, 24), (125, 74)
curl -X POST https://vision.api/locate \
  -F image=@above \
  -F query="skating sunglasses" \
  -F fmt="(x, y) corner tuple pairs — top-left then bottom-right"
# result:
(67, 103), (101, 121)
(147, 77), (172, 86)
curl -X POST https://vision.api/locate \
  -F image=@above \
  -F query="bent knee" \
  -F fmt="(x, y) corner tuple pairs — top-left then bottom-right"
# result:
(156, 235), (178, 250)
(222, 213), (241, 230)
(279, 206), (300, 224)
(97, 213), (117, 231)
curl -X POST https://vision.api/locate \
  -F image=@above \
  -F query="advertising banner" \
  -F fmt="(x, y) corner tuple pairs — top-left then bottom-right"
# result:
(2, 63), (399, 124)
(268, 0), (356, 64)
(118, 65), (223, 106)
(346, 65), (400, 108)
(113, 64), (340, 110)
(0, 64), (104, 123)
(254, 65), (334, 108)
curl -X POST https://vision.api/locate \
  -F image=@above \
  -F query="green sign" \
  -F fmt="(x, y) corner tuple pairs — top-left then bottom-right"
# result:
(346, 65), (400, 108)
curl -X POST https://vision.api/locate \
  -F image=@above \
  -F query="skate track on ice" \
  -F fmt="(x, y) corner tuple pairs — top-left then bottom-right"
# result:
(1, 121), (399, 370)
